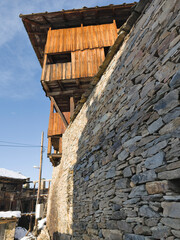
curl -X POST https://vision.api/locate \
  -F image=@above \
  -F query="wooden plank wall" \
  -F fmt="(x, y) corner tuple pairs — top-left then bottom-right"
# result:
(45, 23), (117, 53)
(43, 48), (105, 81)
(48, 101), (70, 136)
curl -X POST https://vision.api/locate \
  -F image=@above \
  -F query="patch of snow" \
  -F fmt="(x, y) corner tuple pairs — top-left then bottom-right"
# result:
(21, 232), (36, 240)
(38, 217), (46, 230)
(15, 227), (27, 239)
(0, 168), (27, 180)
(0, 211), (21, 219)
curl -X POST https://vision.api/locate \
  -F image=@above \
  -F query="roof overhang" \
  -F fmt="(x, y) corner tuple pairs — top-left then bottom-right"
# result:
(20, 3), (135, 66)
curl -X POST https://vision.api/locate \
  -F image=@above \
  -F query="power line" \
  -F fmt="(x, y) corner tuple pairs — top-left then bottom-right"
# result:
(0, 145), (41, 148)
(0, 140), (40, 146)
(0, 140), (47, 148)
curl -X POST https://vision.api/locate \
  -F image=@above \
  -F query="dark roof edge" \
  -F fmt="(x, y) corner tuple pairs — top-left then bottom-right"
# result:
(71, 0), (152, 122)
(19, 3), (136, 19)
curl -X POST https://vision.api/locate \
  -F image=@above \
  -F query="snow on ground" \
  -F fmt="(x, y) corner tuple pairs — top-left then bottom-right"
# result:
(18, 233), (36, 240)
(0, 211), (21, 218)
(38, 217), (46, 230)
(15, 227), (36, 240)
(15, 227), (27, 239)
(0, 168), (27, 180)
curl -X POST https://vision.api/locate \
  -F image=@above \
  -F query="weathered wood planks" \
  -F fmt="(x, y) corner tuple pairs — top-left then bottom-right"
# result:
(43, 48), (105, 81)
(45, 23), (117, 53)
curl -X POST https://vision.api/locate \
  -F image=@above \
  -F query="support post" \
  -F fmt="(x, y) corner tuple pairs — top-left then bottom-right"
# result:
(70, 97), (75, 118)
(34, 131), (44, 234)
(37, 131), (44, 205)
(51, 97), (68, 128)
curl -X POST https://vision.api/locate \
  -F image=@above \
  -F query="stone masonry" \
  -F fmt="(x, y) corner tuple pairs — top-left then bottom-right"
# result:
(46, 0), (180, 239)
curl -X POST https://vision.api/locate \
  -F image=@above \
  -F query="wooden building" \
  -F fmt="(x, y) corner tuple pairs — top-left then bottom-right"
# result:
(20, 4), (134, 166)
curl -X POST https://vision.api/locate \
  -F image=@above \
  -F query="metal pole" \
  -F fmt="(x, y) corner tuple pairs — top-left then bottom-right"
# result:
(34, 131), (44, 233)
(37, 131), (44, 205)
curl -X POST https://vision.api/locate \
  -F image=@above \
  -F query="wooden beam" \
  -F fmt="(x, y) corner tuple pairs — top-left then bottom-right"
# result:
(28, 31), (46, 35)
(47, 137), (52, 155)
(24, 18), (42, 26)
(70, 97), (75, 118)
(0, 218), (18, 224)
(51, 97), (68, 128)
(57, 81), (65, 91)
(42, 16), (52, 26)
(41, 80), (50, 93)
(47, 89), (85, 97)
(41, 54), (47, 81)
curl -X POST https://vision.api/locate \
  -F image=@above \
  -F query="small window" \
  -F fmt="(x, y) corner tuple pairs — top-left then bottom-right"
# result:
(104, 47), (110, 57)
(47, 53), (71, 64)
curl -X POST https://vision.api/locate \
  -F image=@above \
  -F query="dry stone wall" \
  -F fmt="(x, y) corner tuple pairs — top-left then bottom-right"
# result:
(47, 0), (180, 239)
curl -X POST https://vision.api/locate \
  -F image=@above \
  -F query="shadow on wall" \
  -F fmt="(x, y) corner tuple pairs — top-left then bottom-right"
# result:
(72, 40), (127, 240)
(53, 232), (71, 240)
(47, 0), (180, 238)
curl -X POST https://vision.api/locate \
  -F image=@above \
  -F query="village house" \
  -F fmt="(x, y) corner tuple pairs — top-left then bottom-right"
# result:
(21, 0), (180, 239)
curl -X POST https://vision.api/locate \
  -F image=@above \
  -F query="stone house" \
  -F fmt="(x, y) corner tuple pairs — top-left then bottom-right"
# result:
(0, 168), (28, 211)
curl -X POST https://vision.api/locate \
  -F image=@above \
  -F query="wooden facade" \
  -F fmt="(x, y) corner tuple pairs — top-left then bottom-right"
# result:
(20, 4), (134, 166)
(45, 23), (117, 53)
(43, 21), (119, 165)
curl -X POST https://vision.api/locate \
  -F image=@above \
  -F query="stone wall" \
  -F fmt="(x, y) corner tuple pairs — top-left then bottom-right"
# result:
(46, 0), (180, 239)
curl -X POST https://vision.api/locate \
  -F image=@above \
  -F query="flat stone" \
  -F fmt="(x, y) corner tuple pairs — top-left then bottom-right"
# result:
(100, 113), (111, 123)
(106, 130), (115, 140)
(172, 230), (180, 238)
(126, 217), (143, 224)
(140, 81), (155, 98)
(144, 218), (159, 227)
(163, 107), (180, 123)
(123, 167), (132, 177)
(163, 195), (180, 201)
(124, 234), (145, 240)
(145, 180), (170, 194)
(166, 160), (180, 171)
(139, 205), (160, 218)
(162, 202), (180, 218)
(113, 204), (121, 211)
(117, 221), (133, 232)
(154, 90), (179, 115)
(123, 198), (140, 205)
(159, 117), (180, 135)
(106, 167), (116, 179)
(170, 70), (180, 89)
(158, 168), (180, 180)
(123, 136), (142, 148)
(142, 140), (167, 157)
(118, 150), (129, 161)
(111, 209), (126, 220)
(145, 152), (165, 169)
(162, 41), (180, 65)
(161, 217), (180, 230)
(151, 226), (170, 239)
(129, 185), (148, 198)
(102, 229), (123, 240)
(131, 170), (156, 184)
(106, 220), (117, 229)
(93, 124), (101, 135)
(148, 117), (164, 134)
(92, 200), (99, 211)
(115, 178), (130, 189)
(134, 225), (151, 236)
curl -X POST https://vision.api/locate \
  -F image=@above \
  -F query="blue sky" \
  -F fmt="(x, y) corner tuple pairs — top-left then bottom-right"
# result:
(0, 0), (135, 182)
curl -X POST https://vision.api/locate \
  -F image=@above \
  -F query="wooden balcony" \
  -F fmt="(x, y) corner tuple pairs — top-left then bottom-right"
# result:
(47, 100), (70, 166)
(41, 48), (105, 112)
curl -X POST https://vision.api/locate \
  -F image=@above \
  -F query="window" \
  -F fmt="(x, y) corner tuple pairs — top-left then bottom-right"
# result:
(104, 46), (110, 57)
(47, 52), (71, 64)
